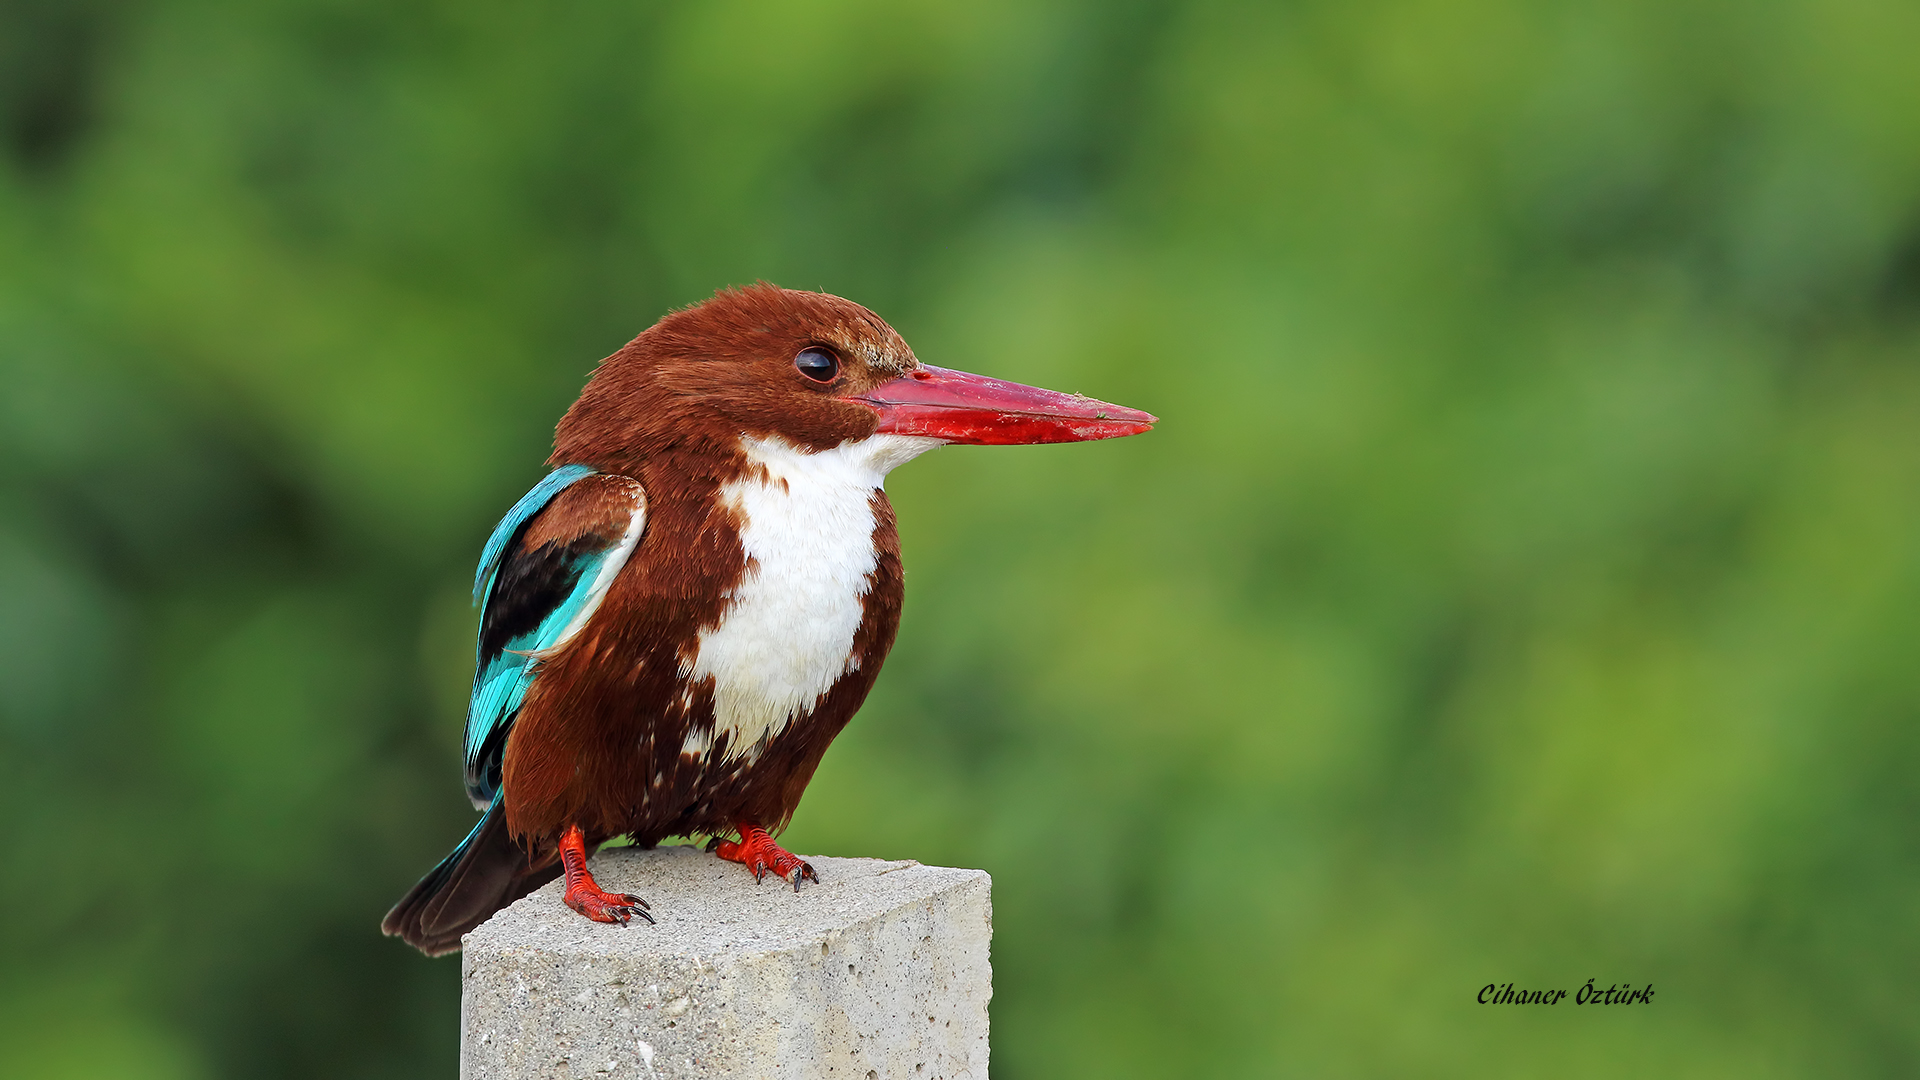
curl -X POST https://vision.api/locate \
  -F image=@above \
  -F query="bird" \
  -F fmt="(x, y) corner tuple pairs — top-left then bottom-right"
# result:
(383, 283), (1155, 955)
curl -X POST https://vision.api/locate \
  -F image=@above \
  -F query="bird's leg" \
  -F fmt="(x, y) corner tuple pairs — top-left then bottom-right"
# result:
(711, 822), (819, 891)
(558, 824), (653, 925)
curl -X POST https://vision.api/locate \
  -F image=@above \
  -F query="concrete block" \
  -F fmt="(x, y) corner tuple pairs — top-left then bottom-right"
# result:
(460, 845), (992, 1080)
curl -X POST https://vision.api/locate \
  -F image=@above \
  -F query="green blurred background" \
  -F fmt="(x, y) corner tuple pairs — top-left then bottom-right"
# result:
(3, 0), (1918, 1076)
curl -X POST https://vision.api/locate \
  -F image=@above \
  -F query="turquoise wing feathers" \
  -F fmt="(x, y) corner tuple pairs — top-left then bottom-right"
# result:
(473, 464), (595, 602)
(461, 465), (646, 809)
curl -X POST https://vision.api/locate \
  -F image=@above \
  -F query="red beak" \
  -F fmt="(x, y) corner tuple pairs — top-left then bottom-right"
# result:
(857, 365), (1157, 445)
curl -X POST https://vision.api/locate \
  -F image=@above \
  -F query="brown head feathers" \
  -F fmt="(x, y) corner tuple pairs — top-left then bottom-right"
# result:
(551, 284), (921, 470)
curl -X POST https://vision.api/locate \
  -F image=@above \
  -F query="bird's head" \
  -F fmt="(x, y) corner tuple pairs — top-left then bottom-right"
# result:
(551, 283), (1155, 471)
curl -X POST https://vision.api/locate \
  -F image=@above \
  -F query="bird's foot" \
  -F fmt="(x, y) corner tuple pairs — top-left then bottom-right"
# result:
(563, 879), (652, 925)
(558, 824), (653, 926)
(711, 824), (819, 891)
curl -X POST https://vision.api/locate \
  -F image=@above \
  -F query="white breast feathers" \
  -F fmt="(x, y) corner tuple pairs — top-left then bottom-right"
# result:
(681, 433), (940, 765)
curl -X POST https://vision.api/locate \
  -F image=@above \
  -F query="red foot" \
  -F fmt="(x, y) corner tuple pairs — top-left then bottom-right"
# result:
(712, 823), (819, 891)
(559, 825), (652, 926)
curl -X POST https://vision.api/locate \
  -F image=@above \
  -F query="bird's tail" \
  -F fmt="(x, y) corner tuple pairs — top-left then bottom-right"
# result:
(381, 797), (560, 956)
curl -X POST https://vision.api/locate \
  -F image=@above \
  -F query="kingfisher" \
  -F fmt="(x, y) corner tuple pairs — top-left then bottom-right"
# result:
(383, 284), (1155, 955)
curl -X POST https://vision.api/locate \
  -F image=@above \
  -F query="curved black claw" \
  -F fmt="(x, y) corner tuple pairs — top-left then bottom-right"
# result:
(791, 862), (819, 892)
(614, 894), (654, 925)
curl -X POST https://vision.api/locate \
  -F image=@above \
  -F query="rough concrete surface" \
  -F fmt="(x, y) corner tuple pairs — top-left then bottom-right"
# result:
(460, 846), (991, 1080)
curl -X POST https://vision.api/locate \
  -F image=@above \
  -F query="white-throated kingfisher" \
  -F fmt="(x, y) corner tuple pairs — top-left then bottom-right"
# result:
(383, 284), (1154, 955)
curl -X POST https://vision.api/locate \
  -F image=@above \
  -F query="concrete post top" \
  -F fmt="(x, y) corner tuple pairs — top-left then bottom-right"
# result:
(460, 845), (993, 1080)
(463, 845), (989, 960)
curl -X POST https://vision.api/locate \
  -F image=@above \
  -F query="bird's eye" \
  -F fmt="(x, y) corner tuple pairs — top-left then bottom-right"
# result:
(794, 348), (840, 383)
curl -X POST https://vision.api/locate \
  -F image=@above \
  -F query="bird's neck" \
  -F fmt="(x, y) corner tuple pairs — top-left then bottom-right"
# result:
(670, 433), (930, 764)
(737, 432), (941, 492)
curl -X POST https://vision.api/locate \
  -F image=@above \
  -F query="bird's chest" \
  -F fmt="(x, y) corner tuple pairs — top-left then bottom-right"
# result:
(680, 444), (887, 763)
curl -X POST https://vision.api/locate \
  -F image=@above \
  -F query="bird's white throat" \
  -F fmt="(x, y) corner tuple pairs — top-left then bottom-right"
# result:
(680, 433), (941, 765)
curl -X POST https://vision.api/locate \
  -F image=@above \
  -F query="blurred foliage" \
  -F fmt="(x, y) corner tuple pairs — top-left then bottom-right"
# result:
(3, 0), (1919, 1076)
